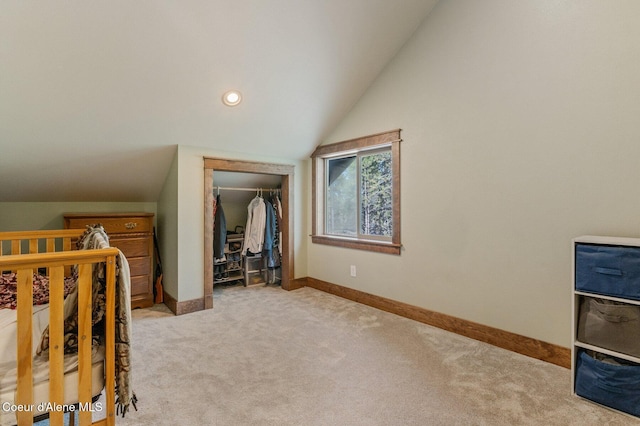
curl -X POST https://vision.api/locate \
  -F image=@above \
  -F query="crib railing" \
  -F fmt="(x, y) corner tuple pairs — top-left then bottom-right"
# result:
(0, 247), (118, 426)
(0, 229), (86, 277)
(0, 229), (85, 256)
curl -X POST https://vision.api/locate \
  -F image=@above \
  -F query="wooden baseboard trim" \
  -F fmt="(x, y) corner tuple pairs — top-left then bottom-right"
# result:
(163, 290), (204, 316)
(304, 277), (570, 368)
(287, 277), (307, 291)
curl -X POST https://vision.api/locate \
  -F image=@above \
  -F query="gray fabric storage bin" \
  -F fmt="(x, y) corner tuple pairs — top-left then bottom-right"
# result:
(577, 297), (640, 358)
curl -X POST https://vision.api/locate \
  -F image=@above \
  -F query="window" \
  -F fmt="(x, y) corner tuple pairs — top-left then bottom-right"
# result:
(311, 129), (401, 255)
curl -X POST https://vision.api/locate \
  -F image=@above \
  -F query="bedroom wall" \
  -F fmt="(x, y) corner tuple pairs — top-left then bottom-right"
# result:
(157, 150), (180, 300)
(0, 202), (157, 231)
(307, 0), (640, 347)
(160, 144), (308, 304)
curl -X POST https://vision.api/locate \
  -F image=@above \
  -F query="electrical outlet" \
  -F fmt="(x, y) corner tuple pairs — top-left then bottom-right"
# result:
(350, 265), (357, 277)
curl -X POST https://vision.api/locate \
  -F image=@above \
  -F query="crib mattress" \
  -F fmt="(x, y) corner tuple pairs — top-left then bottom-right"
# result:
(0, 307), (105, 426)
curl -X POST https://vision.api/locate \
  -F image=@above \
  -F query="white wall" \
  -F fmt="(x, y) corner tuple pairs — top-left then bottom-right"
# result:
(308, 0), (640, 347)
(165, 145), (307, 303)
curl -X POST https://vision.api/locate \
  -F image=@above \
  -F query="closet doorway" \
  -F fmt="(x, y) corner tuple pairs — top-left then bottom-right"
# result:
(203, 157), (295, 309)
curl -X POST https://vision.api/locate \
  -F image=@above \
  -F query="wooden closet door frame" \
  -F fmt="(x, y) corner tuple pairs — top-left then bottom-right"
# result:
(203, 157), (295, 309)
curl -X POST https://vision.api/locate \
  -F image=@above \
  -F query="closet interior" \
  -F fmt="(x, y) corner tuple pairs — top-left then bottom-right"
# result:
(212, 171), (283, 290)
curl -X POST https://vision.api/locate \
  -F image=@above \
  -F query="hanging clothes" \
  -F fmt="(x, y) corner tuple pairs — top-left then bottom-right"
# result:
(262, 198), (279, 269)
(212, 193), (218, 244)
(213, 194), (227, 261)
(242, 195), (266, 255)
(275, 193), (283, 256)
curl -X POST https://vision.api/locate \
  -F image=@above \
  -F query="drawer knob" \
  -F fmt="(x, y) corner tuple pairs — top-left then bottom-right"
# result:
(125, 222), (138, 229)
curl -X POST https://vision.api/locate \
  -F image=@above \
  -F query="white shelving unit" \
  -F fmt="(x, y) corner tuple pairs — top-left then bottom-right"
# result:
(214, 233), (244, 285)
(572, 236), (640, 418)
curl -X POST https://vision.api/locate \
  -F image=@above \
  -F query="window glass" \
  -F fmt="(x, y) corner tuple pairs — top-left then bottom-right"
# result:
(360, 150), (392, 238)
(326, 156), (357, 236)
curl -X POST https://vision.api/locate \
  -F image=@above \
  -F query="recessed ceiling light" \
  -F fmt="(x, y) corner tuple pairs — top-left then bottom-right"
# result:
(222, 90), (242, 107)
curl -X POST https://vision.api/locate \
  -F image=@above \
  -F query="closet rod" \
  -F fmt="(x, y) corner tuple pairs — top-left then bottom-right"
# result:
(213, 186), (280, 192)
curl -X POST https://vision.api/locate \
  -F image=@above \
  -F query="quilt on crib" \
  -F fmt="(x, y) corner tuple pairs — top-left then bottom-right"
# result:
(0, 272), (76, 310)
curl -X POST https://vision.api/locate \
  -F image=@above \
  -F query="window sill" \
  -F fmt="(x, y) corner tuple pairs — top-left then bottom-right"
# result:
(311, 235), (401, 255)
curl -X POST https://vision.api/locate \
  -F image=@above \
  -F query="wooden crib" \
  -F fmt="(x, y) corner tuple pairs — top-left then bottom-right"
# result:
(0, 230), (117, 426)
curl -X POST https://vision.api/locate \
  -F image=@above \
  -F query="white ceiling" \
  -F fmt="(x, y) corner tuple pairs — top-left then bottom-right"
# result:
(0, 0), (439, 202)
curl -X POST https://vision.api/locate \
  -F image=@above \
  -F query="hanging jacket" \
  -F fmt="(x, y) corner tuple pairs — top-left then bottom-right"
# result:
(275, 194), (283, 256)
(242, 195), (266, 255)
(262, 199), (277, 268)
(213, 194), (227, 260)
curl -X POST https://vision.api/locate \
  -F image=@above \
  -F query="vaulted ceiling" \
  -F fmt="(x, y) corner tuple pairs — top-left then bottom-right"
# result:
(0, 0), (439, 202)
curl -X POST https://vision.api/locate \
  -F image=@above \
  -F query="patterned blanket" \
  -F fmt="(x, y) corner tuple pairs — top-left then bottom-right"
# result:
(35, 225), (137, 417)
(0, 273), (76, 310)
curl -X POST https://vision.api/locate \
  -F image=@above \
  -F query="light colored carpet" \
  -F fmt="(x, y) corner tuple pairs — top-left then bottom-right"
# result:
(113, 286), (638, 426)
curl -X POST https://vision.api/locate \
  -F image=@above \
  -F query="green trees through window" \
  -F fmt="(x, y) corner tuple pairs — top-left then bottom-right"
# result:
(361, 150), (392, 237)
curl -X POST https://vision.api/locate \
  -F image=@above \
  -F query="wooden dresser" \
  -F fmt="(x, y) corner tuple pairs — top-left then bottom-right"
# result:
(64, 212), (155, 309)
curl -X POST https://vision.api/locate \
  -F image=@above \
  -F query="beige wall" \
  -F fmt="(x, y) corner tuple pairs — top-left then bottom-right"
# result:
(160, 145), (308, 303)
(0, 202), (157, 231)
(308, 0), (640, 347)
(157, 150), (180, 300)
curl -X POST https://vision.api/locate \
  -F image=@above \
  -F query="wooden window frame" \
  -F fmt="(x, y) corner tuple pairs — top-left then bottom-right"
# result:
(311, 129), (402, 255)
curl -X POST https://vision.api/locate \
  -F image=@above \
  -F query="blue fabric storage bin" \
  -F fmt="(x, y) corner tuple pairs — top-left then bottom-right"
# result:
(575, 244), (640, 300)
(575, 350), (640, 417)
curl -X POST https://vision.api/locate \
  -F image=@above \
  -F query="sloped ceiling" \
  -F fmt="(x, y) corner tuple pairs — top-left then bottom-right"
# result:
(0, 0), (439, 202)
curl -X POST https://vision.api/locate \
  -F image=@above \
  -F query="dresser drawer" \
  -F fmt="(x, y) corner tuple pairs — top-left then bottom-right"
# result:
(131, 275), (151, 297)
(65, 214), (152, 235)
(128, 256), (151, 277)
(110, 237), (150, 258)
